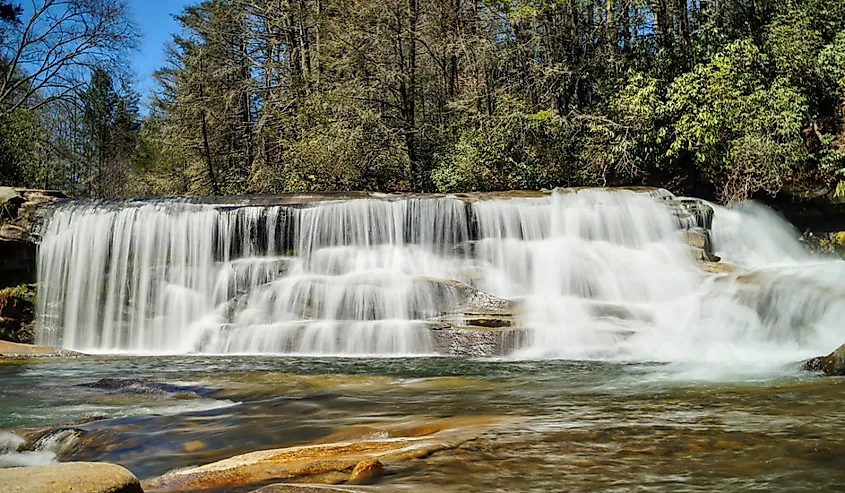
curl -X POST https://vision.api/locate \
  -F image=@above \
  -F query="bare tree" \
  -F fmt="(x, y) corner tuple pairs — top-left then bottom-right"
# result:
(0, 0), (138, 115)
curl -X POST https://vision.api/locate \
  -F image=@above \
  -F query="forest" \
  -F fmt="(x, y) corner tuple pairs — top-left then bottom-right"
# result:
(1, 0), (844, 203)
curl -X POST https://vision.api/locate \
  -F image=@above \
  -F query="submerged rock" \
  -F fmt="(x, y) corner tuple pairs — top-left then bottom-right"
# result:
(802, 344), (845, 376)
(82, 378), (213, 397)
(250, 485), (356, 493)
(143, 416), (515, 492)
(0, 462), (142, 493)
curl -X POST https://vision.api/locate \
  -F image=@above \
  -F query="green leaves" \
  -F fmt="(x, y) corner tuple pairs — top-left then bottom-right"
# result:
(665, 39), (809, 202)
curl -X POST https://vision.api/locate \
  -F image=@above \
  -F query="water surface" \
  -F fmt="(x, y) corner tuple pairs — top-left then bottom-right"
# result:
(2, 356), (843, 491)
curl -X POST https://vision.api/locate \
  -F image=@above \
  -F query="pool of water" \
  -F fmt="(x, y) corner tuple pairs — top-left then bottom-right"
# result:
(2, 356), (845, 491)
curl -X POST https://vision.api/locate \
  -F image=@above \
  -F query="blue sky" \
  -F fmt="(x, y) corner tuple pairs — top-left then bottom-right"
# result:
(129, 0), (193, 108)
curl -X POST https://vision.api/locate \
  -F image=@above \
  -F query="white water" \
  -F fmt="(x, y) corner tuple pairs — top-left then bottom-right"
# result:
(0, 429), (79, 468)
(35, 189), (845, 362)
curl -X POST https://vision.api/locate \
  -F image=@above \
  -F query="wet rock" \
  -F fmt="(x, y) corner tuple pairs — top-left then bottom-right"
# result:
(82, 378), (213, 396)
(347, 459), (385, 485)
(430, 326), (528, 357)
(698, 261), (736, 275)
(438, 315), (513, 328)
(802, 343), (845, 376)
(0, 462), (142, 493)
(143, 416), (514, 492)
(250, 485), (356, 493)
(662, 198), (714, 230)
(586, 301), (654, 324)
(0, 341), (81, 357)
(415, 277), (515, 313)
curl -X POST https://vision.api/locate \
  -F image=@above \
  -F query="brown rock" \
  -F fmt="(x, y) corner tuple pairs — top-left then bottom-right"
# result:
(143, 415), (516, 492)
(0, 340), (82, 357)
(347, 459), (385, 485)
(250, 485), (356, 493)
(0, 462), (142, 493)
(802, 343), (845, 376)
(698, 261), (736, 275)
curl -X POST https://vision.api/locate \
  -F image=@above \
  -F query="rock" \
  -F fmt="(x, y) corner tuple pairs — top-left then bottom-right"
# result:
(143, 415), (514, 492)
(347, 459), (385, 485)
(250, 485), (356, 493)
(430, 326), (528, 357)
(0, 186), (23, 211)
(414, 276), (515, 313)
(698, 261), (736, 275)
(802, 343), (845, 376)
(0, 188), (66, 290)
(0, 340), (81, 357)
(0, 462), (142, 493)
(662, 198), (714, 230)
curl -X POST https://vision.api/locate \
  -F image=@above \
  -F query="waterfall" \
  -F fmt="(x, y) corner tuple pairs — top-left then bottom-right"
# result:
(34, 189), (845, 361)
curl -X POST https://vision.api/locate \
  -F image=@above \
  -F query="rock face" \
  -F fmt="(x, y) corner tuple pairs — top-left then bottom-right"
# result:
(0, 188), (65, 343)
(802, 343), (845, 376)
(0, 462), (142, 493)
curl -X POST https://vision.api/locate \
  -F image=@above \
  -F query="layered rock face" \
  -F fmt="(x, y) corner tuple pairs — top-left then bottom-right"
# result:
(0, 188), (65, 343)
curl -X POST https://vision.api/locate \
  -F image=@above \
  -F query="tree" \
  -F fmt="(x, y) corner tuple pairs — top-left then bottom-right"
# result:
(0, 0), (137, 116)
(133, 0), (845, 203)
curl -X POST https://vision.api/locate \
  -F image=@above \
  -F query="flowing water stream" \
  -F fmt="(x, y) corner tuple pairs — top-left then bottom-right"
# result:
(31, 189), (844, 362)
(3, 188), (845, 491)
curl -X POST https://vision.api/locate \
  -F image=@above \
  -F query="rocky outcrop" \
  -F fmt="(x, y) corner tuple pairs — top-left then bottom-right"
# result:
(1, 188), (66, 284)
(802, 343), (845, 376)
(0, 462), (142, 493)
(1, 188), (66, 343)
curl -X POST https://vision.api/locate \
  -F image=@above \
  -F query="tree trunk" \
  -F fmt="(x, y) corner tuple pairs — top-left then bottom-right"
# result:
(198, 80), (220, 196)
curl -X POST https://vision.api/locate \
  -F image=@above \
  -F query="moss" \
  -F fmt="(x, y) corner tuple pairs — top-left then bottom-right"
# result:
(0, 283), (36, 344)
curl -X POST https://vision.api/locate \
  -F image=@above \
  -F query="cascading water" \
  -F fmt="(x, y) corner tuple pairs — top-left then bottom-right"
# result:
(34, 189), (844, 362)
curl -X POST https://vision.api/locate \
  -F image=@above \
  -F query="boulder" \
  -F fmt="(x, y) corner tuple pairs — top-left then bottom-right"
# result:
(802, 344), (845, 376)
(0, 462), (142, 493)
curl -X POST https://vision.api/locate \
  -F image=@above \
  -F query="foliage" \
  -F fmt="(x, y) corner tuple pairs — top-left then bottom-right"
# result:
(665, 40), (809, 202)
(0, 109), (41, 187)
(432, 97), (587, 192)
(5, 0), (845, 204)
